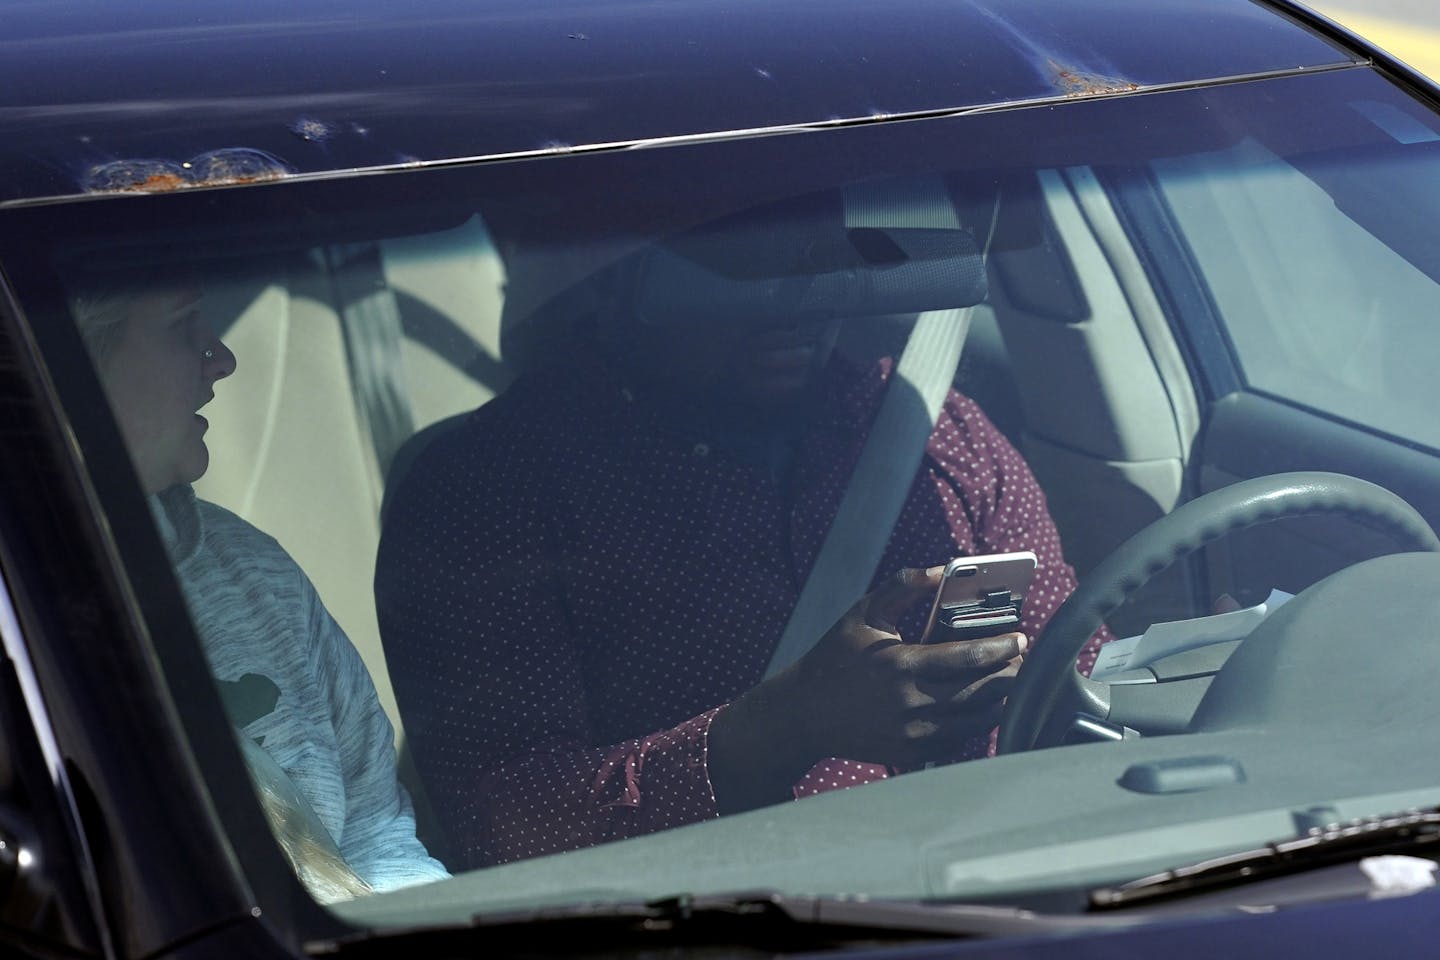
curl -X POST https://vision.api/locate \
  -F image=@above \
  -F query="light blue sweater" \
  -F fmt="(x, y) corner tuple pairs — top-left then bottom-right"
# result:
(154, 486), (449, 896)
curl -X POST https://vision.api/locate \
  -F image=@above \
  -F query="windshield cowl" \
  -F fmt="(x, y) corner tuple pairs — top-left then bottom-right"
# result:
(310, 891), (1143, 956)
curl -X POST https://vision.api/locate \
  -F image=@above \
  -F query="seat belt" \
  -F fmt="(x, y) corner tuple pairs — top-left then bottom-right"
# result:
(763, 180), (993, 678)
(326, 243), (417, 495)
(762, 306), (973, 677)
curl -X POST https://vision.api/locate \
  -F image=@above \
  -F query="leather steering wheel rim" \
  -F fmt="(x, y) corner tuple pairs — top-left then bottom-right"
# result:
(996, 471), (1440, 754)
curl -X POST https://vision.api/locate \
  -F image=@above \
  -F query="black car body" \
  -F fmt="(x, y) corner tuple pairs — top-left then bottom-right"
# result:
(5, 0), (1440, 957)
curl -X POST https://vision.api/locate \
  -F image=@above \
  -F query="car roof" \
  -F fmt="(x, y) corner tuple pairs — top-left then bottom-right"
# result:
(0, 0), (1360, 206)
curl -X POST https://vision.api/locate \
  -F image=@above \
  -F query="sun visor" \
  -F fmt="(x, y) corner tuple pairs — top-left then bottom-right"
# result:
(501, 177), (991, 368)
(626, 191), (988, 327)
(631, 227), (985, 327)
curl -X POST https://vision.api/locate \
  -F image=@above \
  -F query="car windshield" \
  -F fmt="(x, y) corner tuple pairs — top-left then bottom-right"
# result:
(5, 62), (1440, 931)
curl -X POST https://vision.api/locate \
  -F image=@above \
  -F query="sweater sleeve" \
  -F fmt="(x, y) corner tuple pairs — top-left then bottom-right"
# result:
(302, 574), (451, 891)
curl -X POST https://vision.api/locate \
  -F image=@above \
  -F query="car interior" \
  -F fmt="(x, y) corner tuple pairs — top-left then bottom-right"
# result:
(179, 169), (1182, 801)
(189, 149), (1410, 747)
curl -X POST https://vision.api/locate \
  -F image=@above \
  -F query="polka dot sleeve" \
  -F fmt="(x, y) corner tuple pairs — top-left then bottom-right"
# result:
(375, 419), (724, 870)
(924, 390), (1113, 675)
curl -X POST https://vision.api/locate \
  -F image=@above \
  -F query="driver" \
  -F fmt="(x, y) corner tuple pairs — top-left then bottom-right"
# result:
(376, 253), (1109, 870)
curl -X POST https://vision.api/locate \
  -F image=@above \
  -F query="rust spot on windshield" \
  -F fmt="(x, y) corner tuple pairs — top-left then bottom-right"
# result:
(84, 148), (293, 194)
(1048, 60), (1141, 98)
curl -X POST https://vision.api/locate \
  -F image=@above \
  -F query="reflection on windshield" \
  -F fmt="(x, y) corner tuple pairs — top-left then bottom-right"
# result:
(13, 66), (1440, 919)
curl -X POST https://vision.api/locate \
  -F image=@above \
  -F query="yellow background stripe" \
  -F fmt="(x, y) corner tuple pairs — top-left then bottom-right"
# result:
(1315, 9), (1440, 81)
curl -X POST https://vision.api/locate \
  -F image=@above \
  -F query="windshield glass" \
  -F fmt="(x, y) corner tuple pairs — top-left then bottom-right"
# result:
(5, 64), (1440, 927)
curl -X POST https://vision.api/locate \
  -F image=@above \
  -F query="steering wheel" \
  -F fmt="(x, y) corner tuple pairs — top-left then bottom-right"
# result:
(996, 472), (1440, 754)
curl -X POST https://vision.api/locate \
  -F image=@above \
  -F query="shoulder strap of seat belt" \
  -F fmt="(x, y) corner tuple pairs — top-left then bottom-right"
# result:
(325, 243), (417, 497)
(763, 179), (992, 679)
(762, 305), (972, 677)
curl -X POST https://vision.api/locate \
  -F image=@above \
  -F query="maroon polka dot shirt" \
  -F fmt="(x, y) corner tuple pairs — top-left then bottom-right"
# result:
(376, 356), (1107, 870)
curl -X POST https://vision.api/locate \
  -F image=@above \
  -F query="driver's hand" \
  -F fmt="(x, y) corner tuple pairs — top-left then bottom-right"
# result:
(708, 566), (1025, 814)
(1212, 593), (1242, 615)
(784, 566), (1027, 769)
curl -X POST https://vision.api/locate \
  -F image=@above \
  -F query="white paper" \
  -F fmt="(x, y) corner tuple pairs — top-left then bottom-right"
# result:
(1089, 589), (1293, 681)
(1361, 855), (1438, 897)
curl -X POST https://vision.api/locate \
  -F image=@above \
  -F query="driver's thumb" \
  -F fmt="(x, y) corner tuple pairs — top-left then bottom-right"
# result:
(864, 566), (941, 628)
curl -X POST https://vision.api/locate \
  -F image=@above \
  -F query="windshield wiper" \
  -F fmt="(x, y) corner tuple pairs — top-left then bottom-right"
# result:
(1091, 807), (1440, 909)
(313, 891), (1137, 956)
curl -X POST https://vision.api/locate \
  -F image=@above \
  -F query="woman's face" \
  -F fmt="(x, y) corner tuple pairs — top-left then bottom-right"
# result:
(98, 287), (237, 494)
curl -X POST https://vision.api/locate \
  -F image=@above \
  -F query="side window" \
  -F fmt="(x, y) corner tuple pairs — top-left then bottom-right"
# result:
(1154, 138), (1440, 449)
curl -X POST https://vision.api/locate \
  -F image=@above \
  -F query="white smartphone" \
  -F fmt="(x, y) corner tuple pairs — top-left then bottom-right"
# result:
(917, 551), (1038, 644)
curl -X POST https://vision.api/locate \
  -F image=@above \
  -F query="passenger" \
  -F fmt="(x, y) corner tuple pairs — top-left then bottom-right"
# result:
(377, 261), (1107, 871)
(70, 274), (449, 901)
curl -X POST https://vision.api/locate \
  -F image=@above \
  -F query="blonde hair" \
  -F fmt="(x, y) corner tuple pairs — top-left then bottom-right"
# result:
(67, 285), (146, 366)
(252, 773), (374, 904)
(238, 735), (374, 904)
(64, 264), (198, 365)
